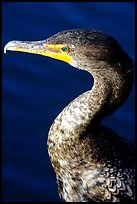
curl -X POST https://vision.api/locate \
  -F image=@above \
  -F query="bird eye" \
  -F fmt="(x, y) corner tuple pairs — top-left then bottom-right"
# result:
(61, 47), (69, 52)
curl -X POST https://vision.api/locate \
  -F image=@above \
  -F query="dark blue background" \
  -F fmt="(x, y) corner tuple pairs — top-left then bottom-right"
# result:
(2, 2), (135, 202)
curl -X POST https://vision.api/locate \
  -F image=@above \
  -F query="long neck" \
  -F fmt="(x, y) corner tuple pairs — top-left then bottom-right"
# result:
(48, 64), (133, 144)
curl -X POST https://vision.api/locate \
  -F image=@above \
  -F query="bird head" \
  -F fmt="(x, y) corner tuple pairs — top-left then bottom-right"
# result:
(4, 29), (133, 74)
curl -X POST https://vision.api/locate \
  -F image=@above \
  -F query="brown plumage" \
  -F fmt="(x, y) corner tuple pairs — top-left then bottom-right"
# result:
(47, 30), (135, 202)
(4, 29), (135, 202)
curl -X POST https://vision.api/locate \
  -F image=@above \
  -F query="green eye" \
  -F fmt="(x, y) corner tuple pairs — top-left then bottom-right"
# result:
(61, 47), (68, 52)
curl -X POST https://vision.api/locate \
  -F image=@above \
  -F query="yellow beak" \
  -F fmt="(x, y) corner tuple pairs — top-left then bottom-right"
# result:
(4, 40), (73, 64)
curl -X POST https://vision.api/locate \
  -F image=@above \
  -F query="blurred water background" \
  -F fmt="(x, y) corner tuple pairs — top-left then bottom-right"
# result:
(2, 2), (135, 202)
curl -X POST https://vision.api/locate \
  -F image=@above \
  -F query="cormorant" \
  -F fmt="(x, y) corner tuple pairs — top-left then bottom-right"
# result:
(4, 29), (135, 202)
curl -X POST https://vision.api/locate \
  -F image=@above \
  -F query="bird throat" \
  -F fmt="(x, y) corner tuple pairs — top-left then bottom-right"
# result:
(47, 67), (129, 173)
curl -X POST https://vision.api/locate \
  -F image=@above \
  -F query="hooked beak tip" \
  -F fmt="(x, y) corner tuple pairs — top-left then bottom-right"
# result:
(4, 41), (16, 54)
(4, 43), (8, 54)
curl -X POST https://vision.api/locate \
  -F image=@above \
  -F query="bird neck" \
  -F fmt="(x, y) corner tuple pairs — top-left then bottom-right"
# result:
(47, 64), (133, 173)
(48, 64), (132, 144)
